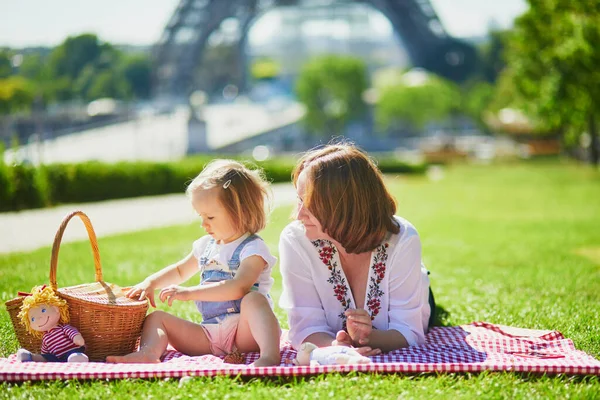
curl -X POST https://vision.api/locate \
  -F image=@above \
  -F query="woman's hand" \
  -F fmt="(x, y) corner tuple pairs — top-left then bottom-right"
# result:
(126, 280), (158, 308)
(333, 330), (381, 357)
(345, 309), (373, 346)
(159, 285), (190, 306)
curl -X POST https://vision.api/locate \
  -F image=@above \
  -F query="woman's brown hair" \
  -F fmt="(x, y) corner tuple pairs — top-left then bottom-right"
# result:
(187, 159), (271, 234)
(292, 143), (399, 254)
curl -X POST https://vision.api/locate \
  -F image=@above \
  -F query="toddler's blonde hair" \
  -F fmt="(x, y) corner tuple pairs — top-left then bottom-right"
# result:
(186, 159), (271, 234)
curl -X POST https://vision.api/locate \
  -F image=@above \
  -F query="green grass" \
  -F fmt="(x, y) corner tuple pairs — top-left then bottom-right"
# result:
(1, 159), (599, 398)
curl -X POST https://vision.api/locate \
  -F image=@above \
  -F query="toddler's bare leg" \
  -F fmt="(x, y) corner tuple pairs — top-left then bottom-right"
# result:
(107, 310), (211, 363)
(235, 292), (281, 367)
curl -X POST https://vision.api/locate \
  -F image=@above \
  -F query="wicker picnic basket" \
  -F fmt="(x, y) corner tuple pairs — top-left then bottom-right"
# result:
(5, 210), (148, 361)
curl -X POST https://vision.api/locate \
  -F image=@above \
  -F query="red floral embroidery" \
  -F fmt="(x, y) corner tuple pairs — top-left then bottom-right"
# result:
(366, 243), (389, 320)
(312, 240), (350, 326)
(319, 246), (335, 266)
(367, 298), (381, 316)
(312, 240), (389, 326)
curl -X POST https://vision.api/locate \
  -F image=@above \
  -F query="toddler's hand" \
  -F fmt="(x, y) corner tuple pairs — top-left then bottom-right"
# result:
(159, 285), (189, 306)
(126, 281), (157, 308)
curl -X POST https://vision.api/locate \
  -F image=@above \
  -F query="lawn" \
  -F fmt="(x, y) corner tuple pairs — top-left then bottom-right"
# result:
(1, 159), (599, 398)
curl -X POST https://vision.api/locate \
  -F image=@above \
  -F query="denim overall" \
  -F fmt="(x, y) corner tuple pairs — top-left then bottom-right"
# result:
(195, 234), (260, 324)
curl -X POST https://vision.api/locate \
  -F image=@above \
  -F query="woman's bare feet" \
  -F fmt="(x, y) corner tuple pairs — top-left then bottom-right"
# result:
(106, 350), (161, 364)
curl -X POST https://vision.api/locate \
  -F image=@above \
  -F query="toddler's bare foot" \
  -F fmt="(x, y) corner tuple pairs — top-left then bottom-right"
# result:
(250, 354), (281, 367)
(106, 350), (161, 364)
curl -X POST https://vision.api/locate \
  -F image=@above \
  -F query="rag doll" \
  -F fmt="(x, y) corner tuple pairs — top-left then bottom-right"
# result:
(292, 342), (372, 366)
(16, 285), (88, 363)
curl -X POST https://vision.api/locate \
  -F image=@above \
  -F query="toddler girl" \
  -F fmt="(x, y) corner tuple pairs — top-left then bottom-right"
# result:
(107, 160), (281, 366)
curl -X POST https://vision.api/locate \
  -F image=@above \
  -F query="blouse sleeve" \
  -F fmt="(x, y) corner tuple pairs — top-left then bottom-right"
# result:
(387, 234), (428, 346)
(278, 229), (335, 349)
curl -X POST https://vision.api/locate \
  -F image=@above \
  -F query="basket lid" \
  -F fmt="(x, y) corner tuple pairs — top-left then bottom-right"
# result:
(58, 282), (148, 307)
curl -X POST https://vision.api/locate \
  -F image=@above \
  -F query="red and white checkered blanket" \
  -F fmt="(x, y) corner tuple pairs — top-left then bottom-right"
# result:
(1, 322), (598, 382)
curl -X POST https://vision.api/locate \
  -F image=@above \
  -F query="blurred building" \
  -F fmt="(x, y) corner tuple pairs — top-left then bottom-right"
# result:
(247, 3), (409, 78)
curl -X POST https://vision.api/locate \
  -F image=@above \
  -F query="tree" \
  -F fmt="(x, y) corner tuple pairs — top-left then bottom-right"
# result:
(87, 70), (130, 101)
(504, 0), (600, 165)
(0, 51), (12, 79)
(46, 34), (132, 102)
(0, 76), (34, 146)
(0, 76), (35, 115)
(17, 53), (71, 102)
(123, 55), (152, 99)
(476, 29), (511, 83)
(295, 55), (368, 136)
(375, 72), (460, 133)
(462, 81), (496, 133)
(49, 34), (102, 81)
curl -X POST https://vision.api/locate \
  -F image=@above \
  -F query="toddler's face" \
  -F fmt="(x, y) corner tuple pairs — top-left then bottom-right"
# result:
(192, 187), (241, 244)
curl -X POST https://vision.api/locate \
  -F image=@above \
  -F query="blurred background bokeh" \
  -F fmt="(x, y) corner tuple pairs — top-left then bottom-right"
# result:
(0, 0), (598, 211)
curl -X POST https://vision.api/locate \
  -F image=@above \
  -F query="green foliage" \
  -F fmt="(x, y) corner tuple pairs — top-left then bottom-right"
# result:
(0, 76), (35, 115)
(0, 143), (14, 211)
(14, 33), (152, 103)
(503, 0), (600, 163)
(86, 70), (131, 101)
(55, 37), (129, 101)
(251, 58), (281, 80)
(376, 156), (427, 174)
(49, 34), (103, 80)
(7, 164), (48, 210)
(376, 74), (461, 132)
(0, 156), (423, 212)
(295, 55), (368, 136)
(0, 51), (12, 79)
(462, 81), (496, 132)
(476, 29), (511, 83)
(18, 54), (46, 81)
(123, 55), (152, 99)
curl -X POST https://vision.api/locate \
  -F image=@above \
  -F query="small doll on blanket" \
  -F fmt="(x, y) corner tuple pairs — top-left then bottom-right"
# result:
(16, 285), (88, 363)
(292, 342), (372, 366)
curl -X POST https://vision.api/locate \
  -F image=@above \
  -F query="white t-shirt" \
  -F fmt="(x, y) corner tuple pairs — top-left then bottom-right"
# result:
(279, 216), (431, 349)
(192, 233), (277, 306)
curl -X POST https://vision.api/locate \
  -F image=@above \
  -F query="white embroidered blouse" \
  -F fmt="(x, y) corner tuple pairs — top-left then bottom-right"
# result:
(279, 216), (431, 350)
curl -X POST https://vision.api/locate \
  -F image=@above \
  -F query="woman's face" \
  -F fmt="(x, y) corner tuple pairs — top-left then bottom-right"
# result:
(295, 169), (330, 241)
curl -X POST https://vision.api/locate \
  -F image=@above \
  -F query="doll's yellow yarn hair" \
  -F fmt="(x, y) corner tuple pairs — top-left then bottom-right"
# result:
(17, 285), (70, 338)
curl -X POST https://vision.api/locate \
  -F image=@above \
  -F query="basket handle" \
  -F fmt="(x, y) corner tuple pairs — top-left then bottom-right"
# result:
(50, 210), (103, 290)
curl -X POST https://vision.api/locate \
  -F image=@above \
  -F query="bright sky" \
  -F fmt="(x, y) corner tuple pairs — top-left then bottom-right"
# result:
(0, 0), (527, 48)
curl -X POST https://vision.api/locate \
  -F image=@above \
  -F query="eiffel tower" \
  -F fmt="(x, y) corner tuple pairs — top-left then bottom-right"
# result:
(154, 0), (477, 100)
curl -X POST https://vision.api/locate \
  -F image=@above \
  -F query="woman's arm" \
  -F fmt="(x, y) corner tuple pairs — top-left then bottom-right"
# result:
(304, 332), (336, 347)
(344, 309), (409, 352)
(279, 230), (336, 349)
